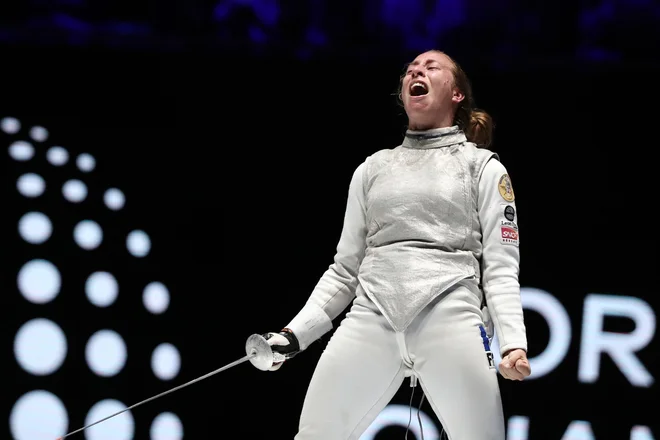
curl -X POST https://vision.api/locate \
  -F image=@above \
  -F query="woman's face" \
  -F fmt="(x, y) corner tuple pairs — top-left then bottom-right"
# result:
(401, 51), (464, 130)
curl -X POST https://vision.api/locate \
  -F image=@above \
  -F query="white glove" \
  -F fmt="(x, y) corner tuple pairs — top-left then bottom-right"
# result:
(263, 329), (300, 371)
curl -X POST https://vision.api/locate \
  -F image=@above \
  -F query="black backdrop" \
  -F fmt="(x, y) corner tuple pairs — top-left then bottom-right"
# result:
(2, 44), (659, 439)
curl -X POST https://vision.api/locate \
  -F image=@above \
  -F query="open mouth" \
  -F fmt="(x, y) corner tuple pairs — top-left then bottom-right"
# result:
(410, 81), (428, 97)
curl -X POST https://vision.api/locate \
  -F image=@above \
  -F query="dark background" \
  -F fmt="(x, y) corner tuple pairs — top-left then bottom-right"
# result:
(2, 1), (659, 439)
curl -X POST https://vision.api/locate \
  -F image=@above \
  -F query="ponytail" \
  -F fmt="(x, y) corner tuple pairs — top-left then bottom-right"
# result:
(465, 109), (493, 148)
(453, 105), (494, 149)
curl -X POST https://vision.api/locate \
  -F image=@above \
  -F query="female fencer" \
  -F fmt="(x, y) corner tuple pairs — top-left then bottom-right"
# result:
(261, 49), (531, 440)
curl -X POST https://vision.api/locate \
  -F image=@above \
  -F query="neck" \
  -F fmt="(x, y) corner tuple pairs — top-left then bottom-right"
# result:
(408, 114), (454, 131)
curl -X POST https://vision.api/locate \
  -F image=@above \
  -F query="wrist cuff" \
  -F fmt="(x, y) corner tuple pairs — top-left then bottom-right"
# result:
(285, 303), (333, 351)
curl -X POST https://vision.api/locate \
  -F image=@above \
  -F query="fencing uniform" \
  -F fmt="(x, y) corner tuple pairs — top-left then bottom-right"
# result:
(284, 125), (527, 440)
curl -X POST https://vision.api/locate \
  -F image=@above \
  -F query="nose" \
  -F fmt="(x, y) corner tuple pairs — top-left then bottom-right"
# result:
(410, 66), (425, 78)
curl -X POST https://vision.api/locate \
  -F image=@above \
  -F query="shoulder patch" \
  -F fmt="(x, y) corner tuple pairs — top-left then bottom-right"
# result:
(498, 174), (515, 202)
(500, 225), (519, 247)
(504, 205), (515, 221)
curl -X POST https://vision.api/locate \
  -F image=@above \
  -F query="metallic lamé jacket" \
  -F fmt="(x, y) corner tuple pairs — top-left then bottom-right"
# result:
(286, 126), (527, 356)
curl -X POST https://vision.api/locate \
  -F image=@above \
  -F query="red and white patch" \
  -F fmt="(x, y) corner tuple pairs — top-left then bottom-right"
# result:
(500, 226), (519, 246)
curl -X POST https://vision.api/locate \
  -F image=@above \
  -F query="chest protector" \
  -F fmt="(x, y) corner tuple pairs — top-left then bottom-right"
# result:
(357, 126), (497, 331)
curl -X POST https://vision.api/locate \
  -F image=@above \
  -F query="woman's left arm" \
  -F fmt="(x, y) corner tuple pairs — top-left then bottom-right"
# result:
(477, 158), (528, 357)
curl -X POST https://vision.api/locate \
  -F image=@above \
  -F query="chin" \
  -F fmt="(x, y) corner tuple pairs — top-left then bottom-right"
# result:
(405, 98), (432, 113)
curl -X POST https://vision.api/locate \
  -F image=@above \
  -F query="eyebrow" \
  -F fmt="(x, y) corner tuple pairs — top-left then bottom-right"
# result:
(406, 59), (442, 71)
(409, 58), (441, 66)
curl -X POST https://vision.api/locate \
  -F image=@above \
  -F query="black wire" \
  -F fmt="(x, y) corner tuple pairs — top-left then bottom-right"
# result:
(405, 383), (415, 440)
(408, 381), (448, 440)
(416, 393), (426, 440)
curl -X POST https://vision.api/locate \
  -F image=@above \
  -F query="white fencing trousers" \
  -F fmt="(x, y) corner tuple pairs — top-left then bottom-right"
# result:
(295, 282), (505, 440)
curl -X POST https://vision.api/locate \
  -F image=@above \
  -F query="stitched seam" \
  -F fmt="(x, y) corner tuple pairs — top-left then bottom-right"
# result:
(346, 363), (406, 439)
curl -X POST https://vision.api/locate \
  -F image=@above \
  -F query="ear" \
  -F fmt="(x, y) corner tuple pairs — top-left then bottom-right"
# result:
(452, 88), (465, 104)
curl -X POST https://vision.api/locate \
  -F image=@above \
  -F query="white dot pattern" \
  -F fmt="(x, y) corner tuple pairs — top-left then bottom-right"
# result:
(74, 220), (103, 250)
(17, 259), (61, 304)
(104, 188), (125, 210)
(1, 116), (21, 134)
(10, 390), (68, 440)
(151, 412), (184, 440)
(62, 179), (88, 203)
(86, 272), (119, 307)
(18, 212), (52, 244)
(17, 173), (45, 198)
(143, 282), (170, 314)
(77, 153), (96, 172)
(85, 330), (127, 377)
(7, 123), (183, 436)
(9, 141), (34, 161)
(47, 146), (69, 166)
(85, 399), (134, 440)
(127, 229), (151, 257)
(29, 126), (49, 142)
(151, 343), (181, 381)
(14, 318), (67, 375)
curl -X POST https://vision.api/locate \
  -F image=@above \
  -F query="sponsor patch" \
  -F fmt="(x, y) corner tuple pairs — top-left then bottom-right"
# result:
(504, 205), (515, 221)
(500, 220), (518, 229)
(498, 174), (515, 202)
(500, 226), (519, 246)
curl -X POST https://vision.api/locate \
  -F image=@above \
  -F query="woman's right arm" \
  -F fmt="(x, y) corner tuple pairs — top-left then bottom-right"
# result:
(283, 161), (369, 351)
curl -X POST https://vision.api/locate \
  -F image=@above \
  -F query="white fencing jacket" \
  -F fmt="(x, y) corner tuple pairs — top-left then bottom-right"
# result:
(286, 126), (527, 357)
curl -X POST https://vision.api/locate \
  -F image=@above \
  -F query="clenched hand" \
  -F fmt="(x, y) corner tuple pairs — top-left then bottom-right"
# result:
(499, 349), (531, 381)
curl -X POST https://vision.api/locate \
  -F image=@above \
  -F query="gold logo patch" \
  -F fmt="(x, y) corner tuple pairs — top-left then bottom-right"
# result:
(498, 174), (515, 202)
